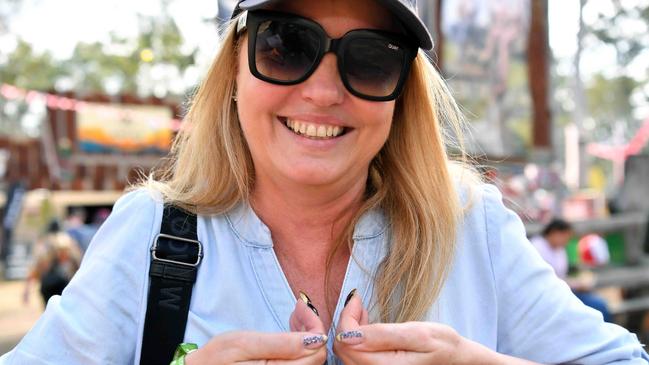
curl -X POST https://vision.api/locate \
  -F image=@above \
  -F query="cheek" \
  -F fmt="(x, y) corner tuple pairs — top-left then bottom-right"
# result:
(359, 102), (395, 137)
(236, 45), (288, 131)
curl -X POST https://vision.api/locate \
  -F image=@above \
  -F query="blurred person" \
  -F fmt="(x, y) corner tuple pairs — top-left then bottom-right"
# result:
(531, 219), (612, 322)
(23, 220), (81, 307)
(64, 208), (92, 254)
(2, 0), (647, 364)
(64, 208), (110, 256)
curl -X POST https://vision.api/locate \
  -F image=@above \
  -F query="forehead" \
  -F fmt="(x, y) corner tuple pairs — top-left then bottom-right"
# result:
(267, 0), (399, 38)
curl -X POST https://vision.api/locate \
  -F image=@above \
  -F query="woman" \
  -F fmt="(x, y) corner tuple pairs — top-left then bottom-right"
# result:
(2, 0), (647, 364)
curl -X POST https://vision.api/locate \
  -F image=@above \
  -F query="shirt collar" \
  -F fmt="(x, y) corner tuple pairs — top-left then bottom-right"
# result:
(225, 201), (387, 248)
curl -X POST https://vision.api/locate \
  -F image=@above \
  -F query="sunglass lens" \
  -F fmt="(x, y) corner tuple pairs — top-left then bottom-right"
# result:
(343, 38), (406, 98)
(255, 20), (321, 82)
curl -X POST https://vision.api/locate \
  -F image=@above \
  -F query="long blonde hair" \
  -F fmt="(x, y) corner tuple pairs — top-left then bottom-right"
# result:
(142, 18), (478, 323)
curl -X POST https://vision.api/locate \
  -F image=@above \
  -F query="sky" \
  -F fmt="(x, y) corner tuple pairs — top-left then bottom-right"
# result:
(0, 0), (224, 69)
(0, 0), (639, 79)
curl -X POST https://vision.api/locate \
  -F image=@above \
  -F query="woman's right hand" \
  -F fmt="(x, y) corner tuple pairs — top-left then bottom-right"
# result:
(185, 300), (328, 364)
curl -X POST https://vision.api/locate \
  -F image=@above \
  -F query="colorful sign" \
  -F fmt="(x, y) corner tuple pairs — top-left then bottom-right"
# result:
(76, 102), (173, 154)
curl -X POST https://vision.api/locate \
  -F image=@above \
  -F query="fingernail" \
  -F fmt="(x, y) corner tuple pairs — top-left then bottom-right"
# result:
(335, 330), (363, 345)
(343, 288), (357, 307)
(299, 291), (311, 304)
(303, 334), (328, 349)
(299, 290), (319, 316)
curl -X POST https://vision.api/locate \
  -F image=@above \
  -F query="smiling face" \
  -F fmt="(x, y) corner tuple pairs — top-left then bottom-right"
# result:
(235, 0), (399, 192)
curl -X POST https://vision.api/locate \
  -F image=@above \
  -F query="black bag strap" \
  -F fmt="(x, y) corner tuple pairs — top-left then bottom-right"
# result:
(140, 205), (203, 365)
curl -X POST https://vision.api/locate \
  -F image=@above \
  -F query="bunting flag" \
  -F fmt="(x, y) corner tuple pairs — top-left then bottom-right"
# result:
(0, 83), (182, 131)
(586, 117), (649, 161)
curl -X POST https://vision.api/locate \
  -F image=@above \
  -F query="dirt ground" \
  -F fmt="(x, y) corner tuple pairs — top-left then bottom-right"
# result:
(0, 280), (42, 355)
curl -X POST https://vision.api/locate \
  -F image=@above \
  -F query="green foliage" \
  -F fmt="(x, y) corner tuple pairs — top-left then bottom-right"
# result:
(586, 74), (638, 122)
(0, 40), (63, 91)
(0, 7), (198, 97)
(587, 2), (649, 67)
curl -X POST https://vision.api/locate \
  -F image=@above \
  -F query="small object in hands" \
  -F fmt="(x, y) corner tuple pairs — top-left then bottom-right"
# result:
(299, 290), (319, 316)
(344, 288), (357, 307)
(303, 334), (329, 349)
(335, 330), (363, 343)
(170, 343), (198, 365)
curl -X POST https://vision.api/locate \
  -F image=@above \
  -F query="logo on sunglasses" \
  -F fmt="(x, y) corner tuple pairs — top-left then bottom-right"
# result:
(388, 43), (400, 51)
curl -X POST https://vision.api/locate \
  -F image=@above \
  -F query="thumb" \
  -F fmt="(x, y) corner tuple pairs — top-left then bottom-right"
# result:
(290, 298), (326, 333)
(335, 289), (367, 344)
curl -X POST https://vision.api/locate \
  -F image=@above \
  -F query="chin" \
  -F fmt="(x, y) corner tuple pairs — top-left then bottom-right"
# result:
(284, 168), (344, 187)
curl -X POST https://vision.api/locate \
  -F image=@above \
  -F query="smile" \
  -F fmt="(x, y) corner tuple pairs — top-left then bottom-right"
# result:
(279, 117), (349, 140)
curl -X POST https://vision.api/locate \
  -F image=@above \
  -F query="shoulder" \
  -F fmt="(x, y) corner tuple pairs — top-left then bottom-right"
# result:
(83, 188), (164, 258)
(454, 182), (513, 236)
(452, 182), (536, 277)
(114, 187), (164, 213)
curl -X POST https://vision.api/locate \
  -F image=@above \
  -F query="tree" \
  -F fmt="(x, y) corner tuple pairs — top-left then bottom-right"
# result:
(0, 1), (202, 137)
(583, 0), (649, 132)
(0, 39), (63, 90)
(587, 2), (649, 69)
(1, 2), (198, 97)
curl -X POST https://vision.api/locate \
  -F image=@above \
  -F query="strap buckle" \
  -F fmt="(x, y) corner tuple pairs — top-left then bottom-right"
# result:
(151, 233), (203, 267)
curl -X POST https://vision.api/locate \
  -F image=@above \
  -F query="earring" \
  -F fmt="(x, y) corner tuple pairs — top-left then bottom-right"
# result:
(232, 94), (238, 102)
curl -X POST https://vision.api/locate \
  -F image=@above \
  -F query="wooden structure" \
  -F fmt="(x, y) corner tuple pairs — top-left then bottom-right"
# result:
(1, 93), (179, 191)
(427, 0), (551, 155)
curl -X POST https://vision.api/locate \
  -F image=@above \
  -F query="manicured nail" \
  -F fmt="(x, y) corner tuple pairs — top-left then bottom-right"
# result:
(299, 291), (311, 304)
(335, 330), (363, 344)
(344, 288), (357, 307)
(303, 334), (328, 349)
(299, 290), (319, 316)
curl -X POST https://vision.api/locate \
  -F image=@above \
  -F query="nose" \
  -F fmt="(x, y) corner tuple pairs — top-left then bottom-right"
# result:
(299, 53), (345, 106)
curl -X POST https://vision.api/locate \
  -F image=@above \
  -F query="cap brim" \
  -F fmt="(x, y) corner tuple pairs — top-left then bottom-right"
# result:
(375, 0), (433, 50)
(235, 0), (433, 50)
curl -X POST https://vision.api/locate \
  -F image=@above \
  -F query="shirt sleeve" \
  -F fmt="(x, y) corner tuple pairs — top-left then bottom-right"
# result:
(0, 189), (161, 365)
(482, 184), (649, 364)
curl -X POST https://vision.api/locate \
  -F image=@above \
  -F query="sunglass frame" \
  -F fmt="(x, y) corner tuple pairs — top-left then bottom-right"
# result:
(237, 10), (418, 101)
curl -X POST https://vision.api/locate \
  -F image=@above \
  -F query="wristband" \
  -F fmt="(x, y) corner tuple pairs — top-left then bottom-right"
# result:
(170, 343), (198, 365)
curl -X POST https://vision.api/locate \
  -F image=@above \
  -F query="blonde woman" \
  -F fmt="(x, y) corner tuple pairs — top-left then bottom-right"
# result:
(2, 0), (647, 364)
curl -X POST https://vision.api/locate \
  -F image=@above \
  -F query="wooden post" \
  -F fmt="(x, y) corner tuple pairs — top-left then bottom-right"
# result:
(528, 0), (551, 151)
(433, 0), (444, 72)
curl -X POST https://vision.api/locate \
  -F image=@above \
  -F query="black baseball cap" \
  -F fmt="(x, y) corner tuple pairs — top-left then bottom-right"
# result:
(231, 0), (433, 50)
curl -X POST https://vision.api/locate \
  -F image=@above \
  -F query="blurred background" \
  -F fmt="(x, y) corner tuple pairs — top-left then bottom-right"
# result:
(0, 0), (648, 354)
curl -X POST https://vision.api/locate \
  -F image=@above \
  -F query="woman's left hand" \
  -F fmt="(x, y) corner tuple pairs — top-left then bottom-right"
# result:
(333, 294), (536, 365)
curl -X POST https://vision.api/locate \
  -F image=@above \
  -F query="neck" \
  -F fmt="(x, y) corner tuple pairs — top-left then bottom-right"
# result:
(250, 172), (367, 259)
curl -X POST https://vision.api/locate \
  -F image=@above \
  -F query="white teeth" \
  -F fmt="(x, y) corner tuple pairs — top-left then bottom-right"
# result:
(306, 124), (317, 137)
(284, 118), (345, 139)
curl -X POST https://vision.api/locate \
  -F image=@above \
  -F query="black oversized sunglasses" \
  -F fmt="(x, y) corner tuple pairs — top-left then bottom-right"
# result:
(236, 10), (418, 101)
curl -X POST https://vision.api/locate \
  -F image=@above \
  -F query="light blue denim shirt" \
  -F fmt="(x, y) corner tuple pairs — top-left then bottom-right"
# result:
(2, 185), (648, 364)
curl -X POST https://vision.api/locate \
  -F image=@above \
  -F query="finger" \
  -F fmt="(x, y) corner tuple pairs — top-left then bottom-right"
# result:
(289, 300), (325, 333)
(335, 349), (433, 365)
(237, 347), (328, 365)
(334, 291), (365, 345)
(336, 291), (364, 331)
(340, 322), (450, 353)
(217, 331), (328, 362)
(360, 307), (369, 326)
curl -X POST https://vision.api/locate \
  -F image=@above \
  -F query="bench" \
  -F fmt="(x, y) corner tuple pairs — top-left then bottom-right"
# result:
(591, 265), (649, 329)
(610, 296), (649, 316)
